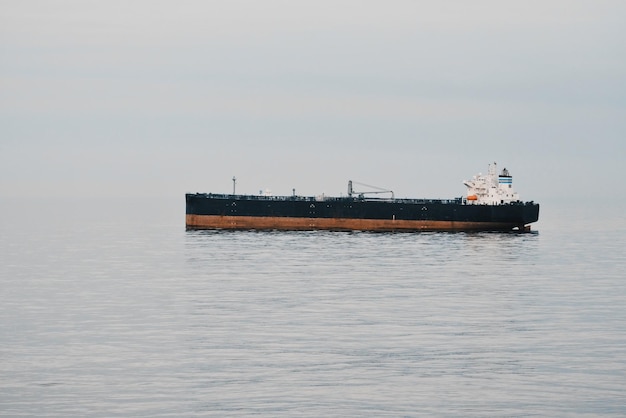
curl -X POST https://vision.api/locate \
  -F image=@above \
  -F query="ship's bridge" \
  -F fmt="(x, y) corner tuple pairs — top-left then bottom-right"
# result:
(463, 162), (520, 205)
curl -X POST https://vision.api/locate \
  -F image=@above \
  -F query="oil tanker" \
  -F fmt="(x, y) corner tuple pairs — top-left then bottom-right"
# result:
(186, 163), (539, 232)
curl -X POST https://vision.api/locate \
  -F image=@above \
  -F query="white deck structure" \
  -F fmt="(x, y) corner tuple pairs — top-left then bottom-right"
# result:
(463, 163), (521, 205)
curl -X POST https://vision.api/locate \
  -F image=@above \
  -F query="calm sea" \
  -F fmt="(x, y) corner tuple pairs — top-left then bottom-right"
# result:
(1, 197), (625, 417)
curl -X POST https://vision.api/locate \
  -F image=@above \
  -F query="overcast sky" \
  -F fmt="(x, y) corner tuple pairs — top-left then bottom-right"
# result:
(1, 1), (624, 200)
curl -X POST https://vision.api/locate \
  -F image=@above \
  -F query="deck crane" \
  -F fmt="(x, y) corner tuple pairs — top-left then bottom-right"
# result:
(348, 180), (394, 199)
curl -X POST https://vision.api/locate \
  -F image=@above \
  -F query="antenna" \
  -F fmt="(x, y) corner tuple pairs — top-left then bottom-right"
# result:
(232, 176), (236, 195)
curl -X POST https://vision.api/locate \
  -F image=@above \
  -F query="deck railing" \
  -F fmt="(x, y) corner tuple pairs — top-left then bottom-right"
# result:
(188, 193), (537, 206)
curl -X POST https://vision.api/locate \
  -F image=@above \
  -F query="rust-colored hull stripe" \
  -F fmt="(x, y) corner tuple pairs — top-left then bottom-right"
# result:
(186, 214), (520, 231)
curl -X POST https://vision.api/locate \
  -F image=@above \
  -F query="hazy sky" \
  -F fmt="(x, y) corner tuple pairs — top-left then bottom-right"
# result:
(1, 1), (624, 200)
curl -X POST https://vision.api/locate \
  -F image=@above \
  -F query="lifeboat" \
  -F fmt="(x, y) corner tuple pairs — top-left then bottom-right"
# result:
(467, 195), (478, 201)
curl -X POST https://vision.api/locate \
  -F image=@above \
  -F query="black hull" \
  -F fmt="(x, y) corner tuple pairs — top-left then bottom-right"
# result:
(185, 193), (539, 232)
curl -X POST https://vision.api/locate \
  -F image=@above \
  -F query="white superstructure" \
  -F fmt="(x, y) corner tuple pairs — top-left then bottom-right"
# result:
(463, 163), (520, 205)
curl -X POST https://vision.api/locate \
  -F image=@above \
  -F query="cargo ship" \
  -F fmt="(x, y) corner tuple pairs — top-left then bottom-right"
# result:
(186, 163), (539, 232)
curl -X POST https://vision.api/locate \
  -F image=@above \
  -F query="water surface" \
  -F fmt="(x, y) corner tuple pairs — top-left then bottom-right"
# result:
(1, 197), (625, 416)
